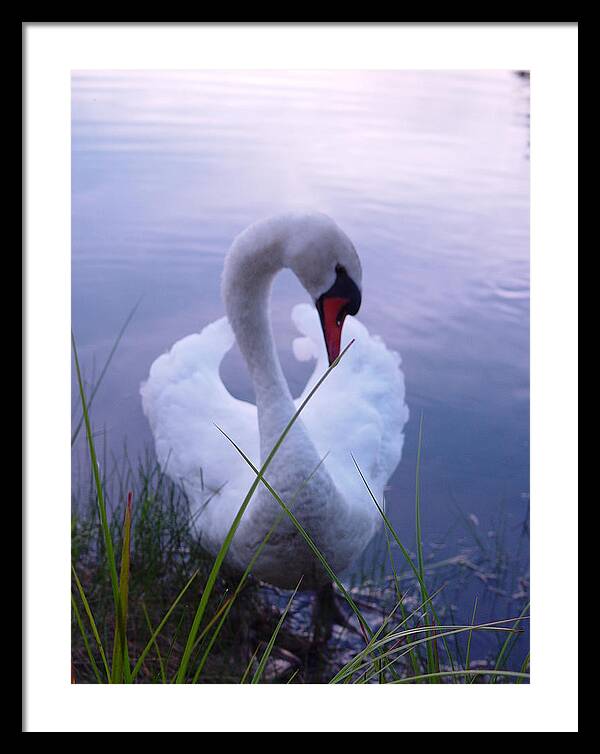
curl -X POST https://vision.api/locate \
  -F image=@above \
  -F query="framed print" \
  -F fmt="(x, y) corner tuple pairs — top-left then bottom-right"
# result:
(23, 22), (578, 733)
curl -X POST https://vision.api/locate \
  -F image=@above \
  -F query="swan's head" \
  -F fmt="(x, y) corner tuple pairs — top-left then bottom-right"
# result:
(283, 214), (362, 365)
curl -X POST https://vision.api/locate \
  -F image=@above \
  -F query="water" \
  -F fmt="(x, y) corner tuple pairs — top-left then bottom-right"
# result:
(72, 70), (530, 664)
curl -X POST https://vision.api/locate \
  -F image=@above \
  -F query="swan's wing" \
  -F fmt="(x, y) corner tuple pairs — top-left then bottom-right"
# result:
(291, 303), (409, 503)
(140, 317), (259, 551)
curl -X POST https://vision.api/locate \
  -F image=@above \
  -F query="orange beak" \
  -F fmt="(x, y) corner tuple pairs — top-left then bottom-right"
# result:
(315, 264), (361, 364)
(318, 296), (349, 365)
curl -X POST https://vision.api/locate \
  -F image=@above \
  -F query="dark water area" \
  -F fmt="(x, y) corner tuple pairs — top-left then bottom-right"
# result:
(72, 70), (530, 668)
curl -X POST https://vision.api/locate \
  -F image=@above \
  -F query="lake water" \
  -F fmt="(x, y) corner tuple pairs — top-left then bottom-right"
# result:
(72, 69), (530, 664)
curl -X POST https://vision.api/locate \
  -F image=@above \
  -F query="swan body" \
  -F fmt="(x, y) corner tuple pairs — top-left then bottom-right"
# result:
(141, 212), (409, 589)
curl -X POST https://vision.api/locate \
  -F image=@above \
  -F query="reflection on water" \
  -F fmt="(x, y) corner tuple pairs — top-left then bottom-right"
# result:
(72, 70), (529, 659)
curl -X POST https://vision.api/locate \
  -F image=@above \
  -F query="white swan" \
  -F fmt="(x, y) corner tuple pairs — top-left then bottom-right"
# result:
(141, 212), (409, 590)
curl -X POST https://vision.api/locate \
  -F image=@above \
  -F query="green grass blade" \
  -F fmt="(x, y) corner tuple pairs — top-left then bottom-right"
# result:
(328, 585), (452, 684)
(142, 603), (167, 683)
(191, 455), (327, 683)
(112, 492), (133, 683)
(251, 578), (302, 684)
(166, 613), (188, 684)
(390, 669), (530, 684)
(187, 594), (241, 661)
(329, 595), (408, 684)
(71, 565), (111, 682)
(384, 530), (421, 677)
(351, 453), (455, 676)
(465, 595), (478, 677)
(329, 586), (450, 683)
(72, 333), (122, 678)
(71, 594), (104, 684)
(217, 427), (374, 641)
(192, 521), (281, 682)
(131, 568), (200, 681)
(493, 600), (530, 681)
(413, 413), (438, 680)
(240, 645), (261, 684)
(342, 620), (523, 684)
(192, 450), (326, 683)
(516, 652), (530, 683)
(174, 340), (356, 683)
(71, 298), (142, 447)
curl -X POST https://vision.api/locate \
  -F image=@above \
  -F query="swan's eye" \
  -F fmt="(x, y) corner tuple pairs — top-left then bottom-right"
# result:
(335, 264), (347, 275)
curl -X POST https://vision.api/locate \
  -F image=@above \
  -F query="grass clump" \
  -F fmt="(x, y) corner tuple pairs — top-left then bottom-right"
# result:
(71, 327), (529, 684)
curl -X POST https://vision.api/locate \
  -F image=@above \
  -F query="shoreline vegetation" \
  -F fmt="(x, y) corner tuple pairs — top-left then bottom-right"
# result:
(71, 321), (529, 684)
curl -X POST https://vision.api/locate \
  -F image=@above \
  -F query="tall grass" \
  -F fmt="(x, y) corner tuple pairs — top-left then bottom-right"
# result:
(71, 329), (529, 684)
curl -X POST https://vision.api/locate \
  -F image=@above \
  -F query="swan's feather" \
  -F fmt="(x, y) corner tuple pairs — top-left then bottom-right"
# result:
(141, 303), (408, 574)
(291, 303), (408, 509)
(140, 317), (259, 558)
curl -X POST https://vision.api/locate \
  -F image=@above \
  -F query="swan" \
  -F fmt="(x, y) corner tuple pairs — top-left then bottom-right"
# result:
(141, 211), (409, 593)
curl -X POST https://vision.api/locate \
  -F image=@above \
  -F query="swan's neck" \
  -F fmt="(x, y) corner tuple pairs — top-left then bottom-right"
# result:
(221, 218), (345, 567)
(222, 227), (298, 460)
